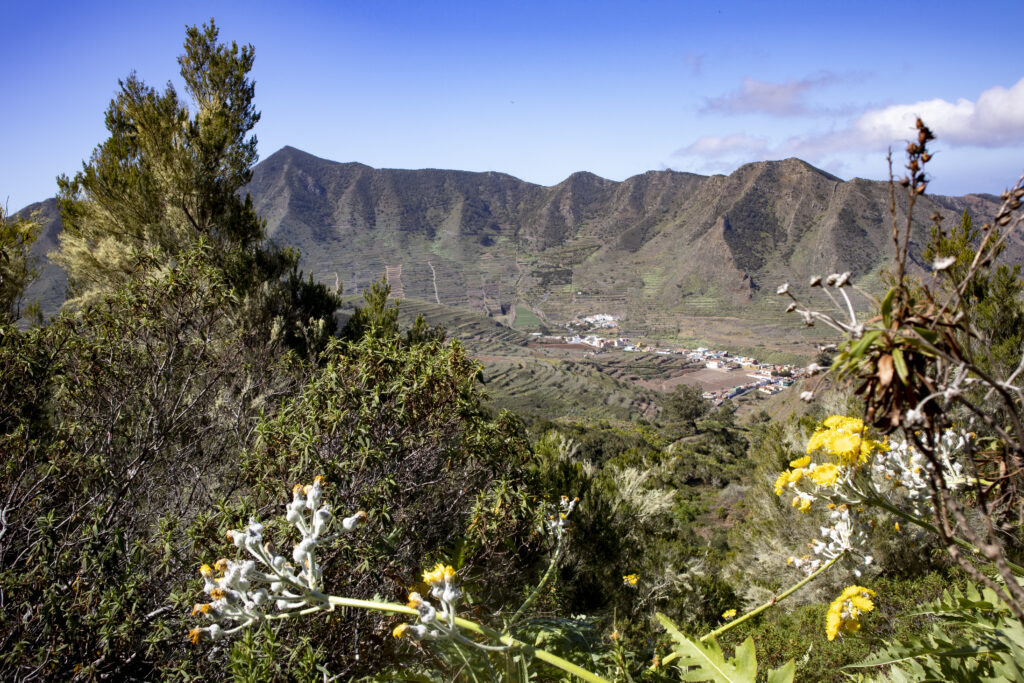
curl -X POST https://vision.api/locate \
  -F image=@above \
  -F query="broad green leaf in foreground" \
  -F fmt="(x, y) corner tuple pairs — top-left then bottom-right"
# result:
(656, 612), (794, 683)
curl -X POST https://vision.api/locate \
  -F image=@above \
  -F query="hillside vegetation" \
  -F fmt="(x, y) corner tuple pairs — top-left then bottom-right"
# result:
(3, 23), (1023, 683)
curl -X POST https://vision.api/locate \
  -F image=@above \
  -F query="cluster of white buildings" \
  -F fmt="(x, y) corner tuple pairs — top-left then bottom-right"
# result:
(567, 313), (620, 331)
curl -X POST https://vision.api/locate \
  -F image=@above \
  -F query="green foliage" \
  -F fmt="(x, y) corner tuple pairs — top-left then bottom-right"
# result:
(341, 277), (445, 346)
(0, 244), (296, 679)
(849, 578), (1024, 681)
(0, 204), (40, 323)
(223, 333), (538, 678)
(662, 384), (712, 437)
(226, 625), (326, 682)
(924, 209), (1024, 379)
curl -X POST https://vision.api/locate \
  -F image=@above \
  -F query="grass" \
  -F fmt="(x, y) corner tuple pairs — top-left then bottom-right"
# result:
(511, 303), (543, 331)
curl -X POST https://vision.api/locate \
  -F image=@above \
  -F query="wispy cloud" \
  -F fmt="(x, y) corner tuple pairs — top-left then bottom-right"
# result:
(700, 73), (853, 117)
(678, 134), (769, 157)
(683, 52), (704, 77)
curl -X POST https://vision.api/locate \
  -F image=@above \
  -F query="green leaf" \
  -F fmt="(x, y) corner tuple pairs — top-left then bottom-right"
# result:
(846, 330), (883, 361)
(892, 347), (909, 383)
(766, 659), (795, 683)
(656, 612), (758, 683)
(880, 287), (896, 326)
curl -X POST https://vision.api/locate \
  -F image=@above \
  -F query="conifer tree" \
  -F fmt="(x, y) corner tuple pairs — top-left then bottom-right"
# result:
(54, 21), (338, 353)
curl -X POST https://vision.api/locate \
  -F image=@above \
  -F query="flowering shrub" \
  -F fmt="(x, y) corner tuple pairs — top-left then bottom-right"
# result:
(189, 477), (367, 644)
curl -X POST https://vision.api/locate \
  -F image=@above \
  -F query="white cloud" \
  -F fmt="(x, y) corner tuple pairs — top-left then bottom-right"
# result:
(849, 77), (1024, 148)
(676, 77), (1024, 168)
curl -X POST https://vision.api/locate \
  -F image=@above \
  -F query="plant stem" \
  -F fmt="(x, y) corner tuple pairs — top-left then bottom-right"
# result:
(655, 553), (842, 670)
(509, 541), (563, 625)
(867, 496), (1024, 576)
(282, 595), (613, 683)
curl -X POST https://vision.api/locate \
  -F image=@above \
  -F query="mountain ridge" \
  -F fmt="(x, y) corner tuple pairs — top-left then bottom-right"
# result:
(16, 148), (1013, 337)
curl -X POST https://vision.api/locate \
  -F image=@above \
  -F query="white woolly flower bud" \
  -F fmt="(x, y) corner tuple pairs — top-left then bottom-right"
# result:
(293, 538), (316, 565)
(342, 510), (367, 532)
(313, 507), (332, 537)
(776, 283), (790, 295)
(441, 584), (461, 605)
(227, 529), (245, 549)
(418, 601), (438, 624)
(305, 481), (322, 511)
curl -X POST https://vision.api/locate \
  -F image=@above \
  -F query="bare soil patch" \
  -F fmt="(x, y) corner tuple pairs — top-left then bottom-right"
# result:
(638, 366), (755, 393)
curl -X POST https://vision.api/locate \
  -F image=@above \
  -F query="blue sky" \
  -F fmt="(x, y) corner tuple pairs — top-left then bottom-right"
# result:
(3, 0), (1022, 211)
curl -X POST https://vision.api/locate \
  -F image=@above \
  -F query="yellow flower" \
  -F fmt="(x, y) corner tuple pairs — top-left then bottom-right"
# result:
(188, 627), (202, 645)
(406, 592), (423, 609)
(392, 623), (409, 639)
(214, 558), (229, 574)
(774, 468), (804, 496)
(199, 564), (213, 578)
(826, 586), (876, 641)
(623, 573), (639, 587)
(722, 609), (737, 619)
(894, 522), (900, 531)
(791, 495), (812, 513)
(808, 463), (841, 487)
(789, 455), (811, 469)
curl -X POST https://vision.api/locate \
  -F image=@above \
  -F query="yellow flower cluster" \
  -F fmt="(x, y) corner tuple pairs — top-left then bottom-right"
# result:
(826, 585), (876, 641)
(806, 416), (887, 467)
(622, 573), (639, 587)
(721, 608), (737, 619)
(423, 563), (457, 586)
